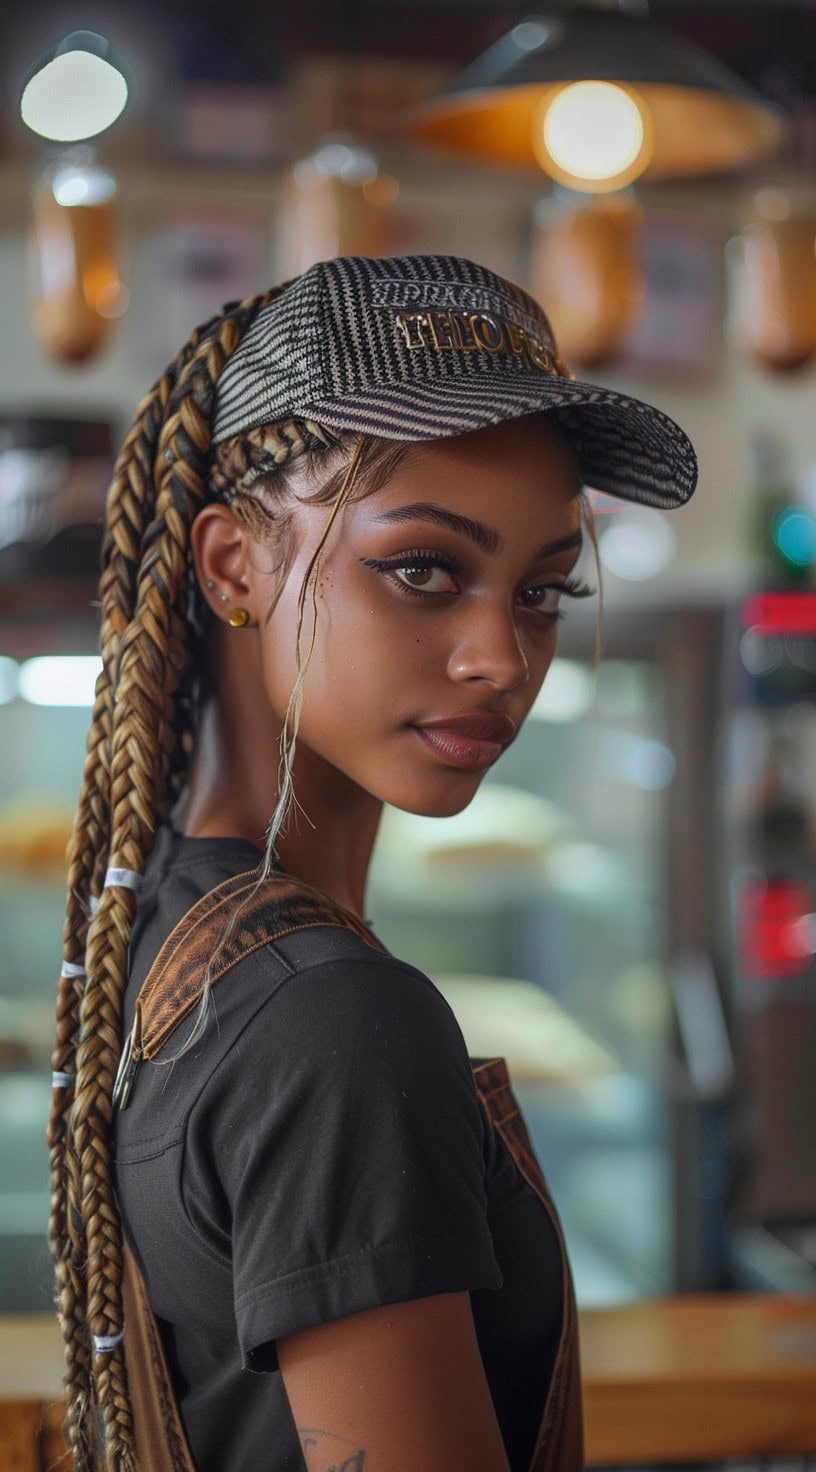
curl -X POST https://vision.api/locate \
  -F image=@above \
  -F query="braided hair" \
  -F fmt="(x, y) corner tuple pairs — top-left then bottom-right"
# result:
(47, 282), (416, 1471)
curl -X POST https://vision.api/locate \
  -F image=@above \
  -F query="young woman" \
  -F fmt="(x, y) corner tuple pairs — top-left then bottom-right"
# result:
(48, 253), (697, 1472)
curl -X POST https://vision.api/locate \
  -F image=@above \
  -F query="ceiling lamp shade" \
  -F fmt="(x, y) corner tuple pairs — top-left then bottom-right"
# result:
(28, 163), (128, 363)
(20, 31), (130, 143)
(278, 139), (398, 277)
(732, 189), (816, 373)
(408, 10), (789, 190)
(531, 195), (644, 365)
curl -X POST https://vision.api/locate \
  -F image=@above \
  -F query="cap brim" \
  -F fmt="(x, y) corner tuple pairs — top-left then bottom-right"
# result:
(300, 374), (697, 511)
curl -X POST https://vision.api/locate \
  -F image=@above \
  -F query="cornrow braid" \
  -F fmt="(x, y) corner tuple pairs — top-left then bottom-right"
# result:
(50, 287), (283, 1472)
(208, 416), (342, 502)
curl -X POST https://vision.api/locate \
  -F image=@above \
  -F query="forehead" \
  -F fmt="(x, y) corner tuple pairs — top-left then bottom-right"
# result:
(355, 417), (582, 531)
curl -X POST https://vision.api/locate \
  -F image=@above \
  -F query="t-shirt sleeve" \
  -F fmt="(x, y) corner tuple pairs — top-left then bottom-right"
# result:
(185, 949), (502, 1369)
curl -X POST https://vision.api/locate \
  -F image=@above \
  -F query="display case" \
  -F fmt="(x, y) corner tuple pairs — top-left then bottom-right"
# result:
(0, 627), (97, 1311)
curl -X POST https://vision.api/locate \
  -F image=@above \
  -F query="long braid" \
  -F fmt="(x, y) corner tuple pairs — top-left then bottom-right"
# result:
(48, 305), (232, 1471)
(50, 290), (280, 1470)
(48, 380), (187, 1469)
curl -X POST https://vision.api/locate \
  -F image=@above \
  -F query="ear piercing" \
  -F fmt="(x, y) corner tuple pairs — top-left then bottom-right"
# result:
(206, 580), (250, 626)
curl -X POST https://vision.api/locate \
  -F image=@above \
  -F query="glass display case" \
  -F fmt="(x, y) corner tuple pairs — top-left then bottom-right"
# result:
(368, 645), (678, 1304)
(0, 649), (93, 1311)
(0, 594), (729, 1312)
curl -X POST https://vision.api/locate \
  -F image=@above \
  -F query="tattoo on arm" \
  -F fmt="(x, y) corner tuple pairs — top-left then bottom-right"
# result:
(298, 1426), (367, 1472)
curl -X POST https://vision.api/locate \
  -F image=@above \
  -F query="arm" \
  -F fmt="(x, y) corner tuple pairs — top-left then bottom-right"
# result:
(279, 1289), (511, 1472)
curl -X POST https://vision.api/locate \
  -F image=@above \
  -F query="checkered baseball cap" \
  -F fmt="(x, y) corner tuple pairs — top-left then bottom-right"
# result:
(213, 254), (697, 509)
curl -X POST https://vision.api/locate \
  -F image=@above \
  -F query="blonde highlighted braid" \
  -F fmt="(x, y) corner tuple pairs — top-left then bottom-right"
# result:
(49, 281), (416, 1471)
(49, 286), (285, 1472)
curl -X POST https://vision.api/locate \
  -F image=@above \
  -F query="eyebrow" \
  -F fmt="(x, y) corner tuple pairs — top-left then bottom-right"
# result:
(372, 501), (583, 561)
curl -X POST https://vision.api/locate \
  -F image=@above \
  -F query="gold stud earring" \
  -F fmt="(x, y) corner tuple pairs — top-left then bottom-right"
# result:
(228, 607), (250, 628)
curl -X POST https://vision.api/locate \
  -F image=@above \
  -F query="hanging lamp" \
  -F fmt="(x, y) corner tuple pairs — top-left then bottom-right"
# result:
(20, 29), (130, 144)
(407, 7), (789, 192)
(20, 31), (131, 363)
(732, 188), (816, 373)
(278, 137), (398, 277)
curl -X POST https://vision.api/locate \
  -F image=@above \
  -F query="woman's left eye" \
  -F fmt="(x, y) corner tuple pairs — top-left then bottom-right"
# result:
(519, 585), (562, 614)
(519, 577), (596, 616)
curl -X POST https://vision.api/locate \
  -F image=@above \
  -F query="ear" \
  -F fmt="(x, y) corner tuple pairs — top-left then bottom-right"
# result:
(190, 504), (262, 623)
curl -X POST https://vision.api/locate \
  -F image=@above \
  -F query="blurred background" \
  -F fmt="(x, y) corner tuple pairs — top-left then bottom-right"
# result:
(2, 0), (816, 1327)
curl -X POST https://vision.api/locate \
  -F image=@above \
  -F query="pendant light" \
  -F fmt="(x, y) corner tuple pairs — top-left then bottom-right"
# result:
(20, 30), (130, 144)
(531, 193), (643, 365)
(20, 31), (131, 363)
(278, 138), (398, 278)
(28, 159), (128, 364)
(731, 188), (816, 373)
(408, 7), (789, 191)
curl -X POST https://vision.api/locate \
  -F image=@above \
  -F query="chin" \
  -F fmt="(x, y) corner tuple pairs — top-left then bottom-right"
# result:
(388, 775), (485, 820)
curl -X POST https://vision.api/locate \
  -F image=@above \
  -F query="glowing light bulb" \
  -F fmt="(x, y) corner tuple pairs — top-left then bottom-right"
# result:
(21, 44), (128, 142)
(51, 165), (117, 208)
(535, 81), (652, 191)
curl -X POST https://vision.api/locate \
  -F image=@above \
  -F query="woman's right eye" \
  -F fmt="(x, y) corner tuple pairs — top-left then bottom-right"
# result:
(392, 563), (458, 593)
(361, 553), (460, 597)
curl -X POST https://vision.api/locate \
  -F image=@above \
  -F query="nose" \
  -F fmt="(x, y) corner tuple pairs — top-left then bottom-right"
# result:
(446, 596), (531, 693)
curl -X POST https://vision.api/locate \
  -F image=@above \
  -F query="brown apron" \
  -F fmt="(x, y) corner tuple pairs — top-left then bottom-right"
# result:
(114, 871), (584, 1472)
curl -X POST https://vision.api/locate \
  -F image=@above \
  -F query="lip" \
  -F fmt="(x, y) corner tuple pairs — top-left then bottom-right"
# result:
(417, 711), (517, 743)
(413, 711), (516, 772)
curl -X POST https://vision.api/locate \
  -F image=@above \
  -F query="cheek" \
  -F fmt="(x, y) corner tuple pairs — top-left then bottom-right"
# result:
(259, 571), (409, 734)
(313, 569), (430, 682)
(518, 624), (561, 710)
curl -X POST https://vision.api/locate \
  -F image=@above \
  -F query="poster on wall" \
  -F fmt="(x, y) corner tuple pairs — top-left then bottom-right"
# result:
(615, 217), (724, 386)
(135, 213), (269, 373)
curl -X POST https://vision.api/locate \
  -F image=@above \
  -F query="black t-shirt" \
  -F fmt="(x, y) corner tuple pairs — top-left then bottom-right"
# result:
(113, 828), (564, 1472)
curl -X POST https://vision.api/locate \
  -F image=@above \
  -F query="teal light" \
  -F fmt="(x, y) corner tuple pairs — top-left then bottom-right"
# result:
(773, 507), (816, 569)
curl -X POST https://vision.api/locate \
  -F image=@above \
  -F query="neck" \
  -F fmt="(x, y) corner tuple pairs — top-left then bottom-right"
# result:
(182, 684), (381, 921)
(274, 762), (382, 921)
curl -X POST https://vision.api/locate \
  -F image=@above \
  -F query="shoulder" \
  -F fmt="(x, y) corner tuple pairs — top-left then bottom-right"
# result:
(222, 924), (472, 1082)
(184, 924), (484, 1163)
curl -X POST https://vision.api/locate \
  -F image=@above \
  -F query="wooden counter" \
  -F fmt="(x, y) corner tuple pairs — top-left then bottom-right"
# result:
(580, 1293), (816, 1465)
(3, 1294), (816, 1467)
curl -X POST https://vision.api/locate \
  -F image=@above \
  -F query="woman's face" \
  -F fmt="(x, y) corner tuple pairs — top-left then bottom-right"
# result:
(251, 415), (587, 817)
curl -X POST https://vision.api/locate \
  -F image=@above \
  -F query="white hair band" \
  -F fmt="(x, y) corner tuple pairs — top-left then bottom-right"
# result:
(89, 869), (141, 916)
(60, 961), (86, 979)
(93, 1329), (125, 1353)
(51, 1071), (74, 1089)
(104, 867), (141, 892)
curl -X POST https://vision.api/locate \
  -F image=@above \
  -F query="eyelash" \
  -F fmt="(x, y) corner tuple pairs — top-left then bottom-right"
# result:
(361, 550), (596, 618)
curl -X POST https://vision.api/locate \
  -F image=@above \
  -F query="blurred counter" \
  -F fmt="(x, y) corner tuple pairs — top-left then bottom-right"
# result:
(2, 1294), (816, 1467)
(580, 1293), (816, 1464)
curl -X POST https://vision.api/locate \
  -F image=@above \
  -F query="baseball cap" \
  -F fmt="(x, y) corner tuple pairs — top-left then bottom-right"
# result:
(213, 253), (697, 510)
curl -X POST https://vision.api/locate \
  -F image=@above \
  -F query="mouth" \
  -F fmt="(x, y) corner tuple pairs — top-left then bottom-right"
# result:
(412, 711), (516, 772)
